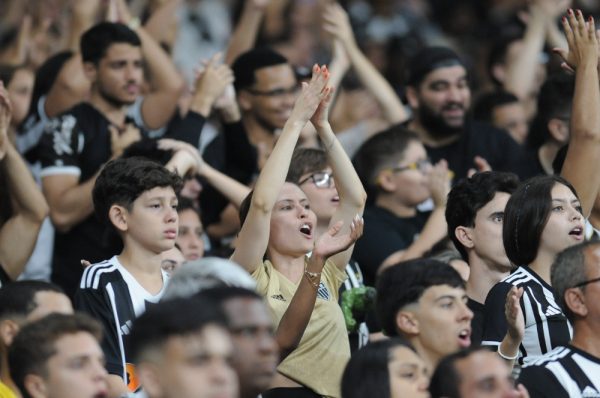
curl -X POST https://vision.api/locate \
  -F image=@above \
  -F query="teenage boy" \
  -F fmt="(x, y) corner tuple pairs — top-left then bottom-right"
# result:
(376, 258), (473, 370)
(75, 156), (182, 397)
(39, 20), (183, 299)
(445, 171), (519, 345)
(8, 313), (108, 398)
(0, 281), (73, 397)
(129, 297), (237, 398)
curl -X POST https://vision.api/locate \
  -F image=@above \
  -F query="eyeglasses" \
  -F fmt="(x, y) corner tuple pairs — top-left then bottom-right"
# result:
(298, 172), (334, 189)
(245, 84), (300, 98)
(572, 276), (600, 289)
(389, 158), (432, 174)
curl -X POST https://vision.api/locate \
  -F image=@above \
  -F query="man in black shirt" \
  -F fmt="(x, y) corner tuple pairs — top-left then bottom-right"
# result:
(519, 241), (600, 396)
(445, 171), (519, 346)
(405, 46), (525, 179)
(38, 21), (183, 298)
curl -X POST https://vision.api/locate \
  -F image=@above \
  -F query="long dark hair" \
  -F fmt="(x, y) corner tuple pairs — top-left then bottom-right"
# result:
(342, 339), (418, 398)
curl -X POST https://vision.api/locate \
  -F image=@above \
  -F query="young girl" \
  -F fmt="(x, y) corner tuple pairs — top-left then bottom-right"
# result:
(341, 339), (429, 398)
(232, 65), (365, 398)
(482, 9), (600, 366)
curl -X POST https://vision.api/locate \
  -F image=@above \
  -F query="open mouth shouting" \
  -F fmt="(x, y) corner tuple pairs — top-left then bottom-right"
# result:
(299, 222), (313, 238)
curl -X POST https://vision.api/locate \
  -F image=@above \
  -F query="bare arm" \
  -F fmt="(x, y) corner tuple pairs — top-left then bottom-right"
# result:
(224, 0), (270, 65)
(378, 161), (450, 270)
(44, 54), (90, 118)
(323, 3), (408, 125)
(159, 139), (251, 208)
(0, 86), (48, 279)
(276, 220), (363, 359)
(111, 0), (184, 130)
(231, 65), (329, 273)
(42, 124), (140, 232)
(311, 88), (367, 270)
(557, 10), (600, 217)
(503, 3), (547, 101)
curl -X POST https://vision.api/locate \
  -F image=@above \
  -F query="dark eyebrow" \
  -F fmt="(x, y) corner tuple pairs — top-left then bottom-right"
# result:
(489, 211), (504, 219)
(434, 294), (458, 303)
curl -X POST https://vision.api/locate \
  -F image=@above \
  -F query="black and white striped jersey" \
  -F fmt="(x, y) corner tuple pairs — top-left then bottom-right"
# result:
(75, 256), (168, 391)
(518, 345), (600, 397)
(481, 266), (572, 365)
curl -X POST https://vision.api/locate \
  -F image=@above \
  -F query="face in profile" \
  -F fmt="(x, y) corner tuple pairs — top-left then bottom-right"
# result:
(388, 345), (430, 398)
(298, 166), (339, 224)
(538, 183), (584, 259)
(28, 332), (108, 398)
(454, 350), (521, 398)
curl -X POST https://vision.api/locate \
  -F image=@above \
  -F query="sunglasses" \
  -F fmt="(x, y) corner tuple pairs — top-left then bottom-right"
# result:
(298, 172), (334, 189)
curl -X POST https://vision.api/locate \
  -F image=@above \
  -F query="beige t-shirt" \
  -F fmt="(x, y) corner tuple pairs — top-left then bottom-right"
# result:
(252, 258), (350, 398)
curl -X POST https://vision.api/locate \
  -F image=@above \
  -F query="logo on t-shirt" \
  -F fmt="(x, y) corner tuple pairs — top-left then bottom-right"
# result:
(317, 282), (330, 301)
(271, 294), (286, 302)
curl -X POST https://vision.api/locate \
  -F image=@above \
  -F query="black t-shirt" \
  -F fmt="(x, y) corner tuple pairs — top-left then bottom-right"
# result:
(467, 297), (485, 347)
(352, 206), (429, 287)
(516, 147), (546, 180)
(0, 265), (11, 288)
(38, 103), (148, 298)
(518, 345), (600, 397)
(422, 120), (526, 180)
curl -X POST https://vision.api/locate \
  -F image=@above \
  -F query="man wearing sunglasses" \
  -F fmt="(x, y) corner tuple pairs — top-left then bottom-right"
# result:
(518, 241), (600, 397)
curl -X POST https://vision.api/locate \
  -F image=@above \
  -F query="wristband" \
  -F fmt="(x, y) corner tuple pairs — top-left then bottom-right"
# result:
(497, 347), (518, 361)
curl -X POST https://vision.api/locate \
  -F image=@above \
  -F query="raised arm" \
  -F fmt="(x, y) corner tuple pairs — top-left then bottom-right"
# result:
(310, 87), (367, 270)
(224, 0), (270, 65)
(556, 10), (600, 217)
(323, 3), (408, 125)
(231, 65), (330, 273)
(110, 0), (184, 130)
(0, 83), (49, 279)
(159, 138), (251, 208)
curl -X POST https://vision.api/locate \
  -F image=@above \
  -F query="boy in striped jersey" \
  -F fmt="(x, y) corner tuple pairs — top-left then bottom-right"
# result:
(75, 157), (182, 397)
(518, 241), (600, 397)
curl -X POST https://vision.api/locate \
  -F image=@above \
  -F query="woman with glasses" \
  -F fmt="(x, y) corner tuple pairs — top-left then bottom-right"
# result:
(232, 65), (365, 398)
(482, 10), (600, 366)
(351, 125), (451, 286)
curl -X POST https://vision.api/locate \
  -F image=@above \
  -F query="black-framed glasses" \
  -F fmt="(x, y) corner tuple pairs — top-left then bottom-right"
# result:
(572, 276), (600, 289)
(245, 84), (300, 98)
(390, 158), (432, 174)
(298, 172), (334, 189)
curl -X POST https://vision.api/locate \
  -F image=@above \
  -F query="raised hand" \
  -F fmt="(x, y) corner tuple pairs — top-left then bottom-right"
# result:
(554, 9), (599, 70)
(428, 159), (452, 208)
(192, 53), (235, 116)
(313, 215), (364, 260)
(289, 64), (330, 125)
(109, 123), (141, 158)
(505, 286), (525, 342)
(310, 84), (335, 129)
(158, 138), (204, 176)
(323, 3), (356, 49)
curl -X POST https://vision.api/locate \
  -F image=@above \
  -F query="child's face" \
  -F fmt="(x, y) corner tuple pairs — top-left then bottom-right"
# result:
(124, 186), (179, 254)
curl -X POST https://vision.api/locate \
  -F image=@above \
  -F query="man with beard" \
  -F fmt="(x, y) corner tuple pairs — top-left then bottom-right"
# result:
(37, 22), (183, 299)
(405, 47), (525, 179)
